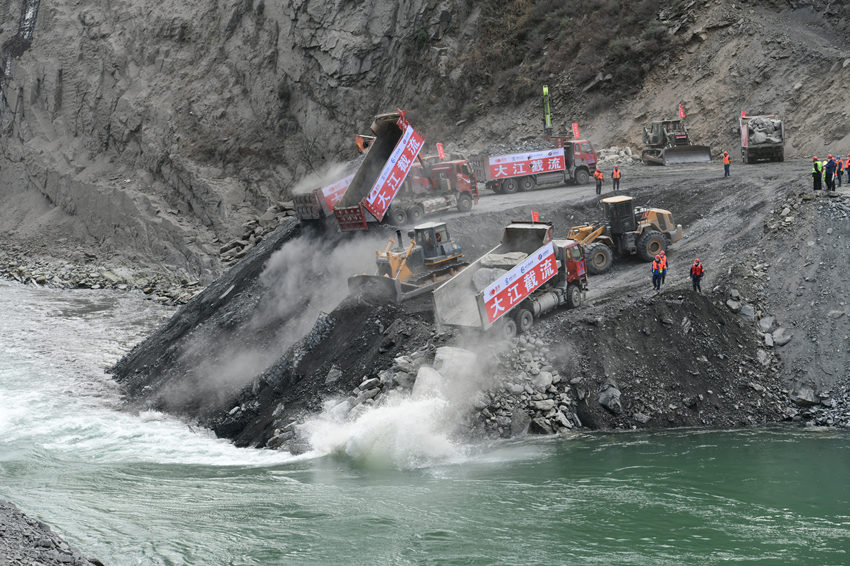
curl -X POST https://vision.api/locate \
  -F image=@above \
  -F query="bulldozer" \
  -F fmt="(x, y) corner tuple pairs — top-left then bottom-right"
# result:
(567, 195), (682, 275)
(348, 221), (468, 303)
(641, 120), (711, 165)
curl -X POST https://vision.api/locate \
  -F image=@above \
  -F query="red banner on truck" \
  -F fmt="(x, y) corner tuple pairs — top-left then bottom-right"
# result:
(363, 124), (424, 220)
(321, 174), (355, 210)
(488, 148), (565, 180)
(482, 242), (557, 323)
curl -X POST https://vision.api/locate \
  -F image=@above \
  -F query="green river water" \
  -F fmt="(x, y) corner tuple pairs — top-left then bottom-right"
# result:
(1, 282), (848, 565)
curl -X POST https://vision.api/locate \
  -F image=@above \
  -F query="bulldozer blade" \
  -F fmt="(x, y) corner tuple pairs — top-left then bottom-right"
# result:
(347, 275), (402, 303)
(661, 145), (712, 165)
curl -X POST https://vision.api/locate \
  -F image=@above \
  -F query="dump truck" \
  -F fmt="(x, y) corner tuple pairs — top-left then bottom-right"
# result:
(383, 156), (479, 225)
(568, 195), (683, 275)
(641, 120), (711, 165)
(433, 221), (588, 339)
(293, 173), (356, 224)
(740, 113), (785, 163)
(348, 222), (468, 303)
(471, 139), (597, 194)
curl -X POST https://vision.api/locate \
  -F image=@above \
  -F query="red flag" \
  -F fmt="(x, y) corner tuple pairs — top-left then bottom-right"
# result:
(678, 104), (686, 119)
(531, 210), (539, 222)
(571, 122), (580, 139)
(741, 110), (747, 118)
(436, 142), (445, 160)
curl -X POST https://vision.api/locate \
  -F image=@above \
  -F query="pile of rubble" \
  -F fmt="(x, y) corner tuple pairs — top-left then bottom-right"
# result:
(595, 146), (641, 166)
(217, 201), (298, 266)
(745, 116), (783, 145)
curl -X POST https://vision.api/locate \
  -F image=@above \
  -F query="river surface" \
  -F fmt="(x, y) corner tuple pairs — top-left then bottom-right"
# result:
(1, 281), (849, 565)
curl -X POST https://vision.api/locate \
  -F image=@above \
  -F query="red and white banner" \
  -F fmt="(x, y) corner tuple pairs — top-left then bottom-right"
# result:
(483, 242), (558, 324)
(320, 174), (355, 210)
(488, 148), (565, 180)
(571, 122), (580, 139)
(678, 104), (686, 119)
(436, 142), (445, 160)
(363, 124), (424, 220)
(531, 210), (539, 222)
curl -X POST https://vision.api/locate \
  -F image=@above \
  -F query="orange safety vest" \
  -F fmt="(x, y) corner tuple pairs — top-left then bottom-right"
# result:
(691, 264), (704, 277)
(838, 159), (845, 171)
(594, 170), (603, 180)
(660, 256), (667, 269)
(723, 154), (730, 164)
(652, 260), (662, 273)
(612, 168), (621, 179)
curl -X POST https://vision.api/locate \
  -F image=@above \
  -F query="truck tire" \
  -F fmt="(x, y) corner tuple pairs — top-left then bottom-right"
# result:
(500, 317), (518, 339)
(742, 149), (749, 164)
(574, 169), (590, 185)
(636, 230), (666, 261)
(515, 308), (534, 333)
(502, 178), (519, 194)
(408, 204), (425, 223)
(518, 176), (535, 192)
(456, 193), (474, 212)
(388, 207), (408, 225)
(777, 148), (784, 162)
(585, 242), (613, 275)
(567, 284), (582, 309)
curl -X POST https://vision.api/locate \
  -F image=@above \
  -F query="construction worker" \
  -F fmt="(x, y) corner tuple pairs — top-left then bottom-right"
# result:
(812, 156), (823, 191)
(659, 250), (668, 285)
(825, 155), (837, 191)
(651, 254), (663, 291)
(837, 156), (844, 188)
(723, 151), (731, 177)
(611, 165), (621, 192)
(690, 258), (705, 293)
(594, 168), (604, 195)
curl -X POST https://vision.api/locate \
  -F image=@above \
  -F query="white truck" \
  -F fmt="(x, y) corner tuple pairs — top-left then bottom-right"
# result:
(433, 221), (588, 338)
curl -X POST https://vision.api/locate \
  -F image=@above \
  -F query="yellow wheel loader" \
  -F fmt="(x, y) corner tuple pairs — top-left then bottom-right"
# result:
(567, 196), (682, 275)
(348, 222), (468, 303)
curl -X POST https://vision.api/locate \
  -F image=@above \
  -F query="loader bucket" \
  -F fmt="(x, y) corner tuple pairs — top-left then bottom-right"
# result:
(660, 145), (712, 165)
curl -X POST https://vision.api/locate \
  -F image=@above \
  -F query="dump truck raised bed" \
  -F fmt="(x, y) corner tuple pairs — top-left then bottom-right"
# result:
(642, 120), (711, 165)
(740, 114), (784, 163)
(470, 139), (597, 194)
(433, 221), (588, 338)
(293, 173), (356, 224)
(383, 157), (479, 225)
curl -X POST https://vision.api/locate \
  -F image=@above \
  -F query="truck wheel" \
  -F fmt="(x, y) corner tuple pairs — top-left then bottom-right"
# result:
(518, 176), (535, 192)
(388, 207), (408, 225)
(491, 183), (503, 194)
(502, 178), (519, 194)
(499, 317), (518, 339)
(567, 284), (582, 308)
(742, 151), (749, 164)
(777, 149), (784, 162)
(456, 193), (474, 212)
(585, 242), (613, 275)
(408, 205), (425, 223)
(574, 169), (590, 185)
(515, 308), (534, 333)
(636, 230), (665, 262)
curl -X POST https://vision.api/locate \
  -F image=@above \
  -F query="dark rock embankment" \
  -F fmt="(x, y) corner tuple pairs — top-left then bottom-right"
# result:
(0, 499), (102, 566)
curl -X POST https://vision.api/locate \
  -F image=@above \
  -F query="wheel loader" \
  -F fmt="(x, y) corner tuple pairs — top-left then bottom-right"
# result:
(567, 196), (682, 275)
(348, 222), (468, 303)
(642, 120), (711, 165)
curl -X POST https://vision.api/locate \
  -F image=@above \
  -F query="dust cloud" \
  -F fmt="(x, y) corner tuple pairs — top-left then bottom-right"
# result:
(290, 162), (352, 195)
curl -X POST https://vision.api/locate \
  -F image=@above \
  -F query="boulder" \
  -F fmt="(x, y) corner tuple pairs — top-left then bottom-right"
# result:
(739, 304), (756, 322)
(510, 410), (531, 436)
(598, 385), (623, 415)
(764, 333), (774, 348)
(772, 327), (793, 346)
(325, 366), (342, 384)
(633, 412), (651, 424)
(472, 267), (508, 292)
(532, 371), (553, 390)
(532, 399), (556, 412)
(411, 366), (445, 399)
(726, 299), (742, 313)
(530, 417), (554, 435)
(758, 315), (776, 333)
(790, 385), (818, 406)
(433, 347), (477, 380)
(553, 410), (573, 429)
(358, 377), (381, 391)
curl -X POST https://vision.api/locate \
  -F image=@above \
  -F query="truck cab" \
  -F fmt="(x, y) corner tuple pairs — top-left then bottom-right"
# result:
(545, 136), (598, 185)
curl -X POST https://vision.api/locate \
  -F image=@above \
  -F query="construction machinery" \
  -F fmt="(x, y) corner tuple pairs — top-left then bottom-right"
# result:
(567, 195), (683, 275)
(641, 120), (711, 165)
(433, 221), (588, 338)
(348, 222), (468, 303)
(740, 113), (785, 163)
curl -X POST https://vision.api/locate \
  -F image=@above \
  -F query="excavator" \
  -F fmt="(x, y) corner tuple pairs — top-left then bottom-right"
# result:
(348, 222), (468, 303)
(568, 195), (682, 274)
(641, 120), (711, 165)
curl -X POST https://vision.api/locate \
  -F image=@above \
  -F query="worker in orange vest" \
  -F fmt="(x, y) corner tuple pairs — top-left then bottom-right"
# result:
(651, 254), (663, 291)
(594, 168), (604, 195)
(611, 165), (621, 192)
(659, 250), (668, 285)
(723, 151), (731, 177)
(690, 258), (705, 293)
(837, 156), (845, 188)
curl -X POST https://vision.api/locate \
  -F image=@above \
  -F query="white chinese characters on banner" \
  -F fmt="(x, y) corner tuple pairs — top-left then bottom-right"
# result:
(488, 148), (565, 180)
(320, 174), (355, 210)
(483, 242), (558, 324)
(364, 124), (424, 220)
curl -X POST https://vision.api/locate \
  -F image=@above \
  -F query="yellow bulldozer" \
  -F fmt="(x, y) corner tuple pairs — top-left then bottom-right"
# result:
(568, 195), (682, 274)
(348, 222), (468, 302)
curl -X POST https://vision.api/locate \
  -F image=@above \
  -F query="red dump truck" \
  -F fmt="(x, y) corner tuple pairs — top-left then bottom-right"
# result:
(470, 138), (597, 194)
(433, 221), (588, 338)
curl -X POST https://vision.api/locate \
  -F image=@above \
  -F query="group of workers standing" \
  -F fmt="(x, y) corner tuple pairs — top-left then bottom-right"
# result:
(594, 165), (621, 195)
(811, 154), (846, 192)
(650, 251), (705, 293)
